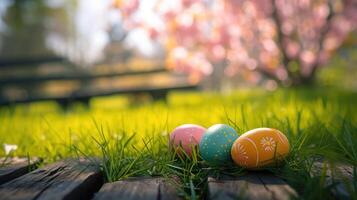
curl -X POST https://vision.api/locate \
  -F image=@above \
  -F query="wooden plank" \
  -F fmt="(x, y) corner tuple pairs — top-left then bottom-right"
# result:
(93, 177), (181, 200)
(208, 174), (272, 200)
(159, 177), (182, 200)
(0, 83), (198, 106)
(94, 177), (158, 200)
(0, 159), (103, 200)
(0, 157), (42, 185)
(0, 57), (65, 68)
(258, 173), (298, 200)
(0, 68), (167, 85)
(207, 172), (297, 200)
(312, 161), (355, 199)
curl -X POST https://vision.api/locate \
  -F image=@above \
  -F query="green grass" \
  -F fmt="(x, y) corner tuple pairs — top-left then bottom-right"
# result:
(0, 88), (356, 199)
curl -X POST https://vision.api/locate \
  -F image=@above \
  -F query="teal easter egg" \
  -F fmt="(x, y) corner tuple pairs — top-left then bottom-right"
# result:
(199, 124), (239, 165)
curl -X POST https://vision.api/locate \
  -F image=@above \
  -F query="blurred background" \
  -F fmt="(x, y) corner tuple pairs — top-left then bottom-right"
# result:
(0, 0), (356, 108)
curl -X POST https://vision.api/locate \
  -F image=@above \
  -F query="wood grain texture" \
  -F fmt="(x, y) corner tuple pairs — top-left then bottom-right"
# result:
(0, 157), (42, 185)
(159, 177), (182, 200)
(312, 161), (355, 200)
(258, 173), (298, 200)
(207, 172), (297, 200)
(93, 177), (181, 200)
(0, 159), (103, 200)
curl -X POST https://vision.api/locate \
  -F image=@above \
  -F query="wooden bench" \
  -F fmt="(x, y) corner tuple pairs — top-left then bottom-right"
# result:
(0, 157), (354, 200)
(0, 57), (198, 108)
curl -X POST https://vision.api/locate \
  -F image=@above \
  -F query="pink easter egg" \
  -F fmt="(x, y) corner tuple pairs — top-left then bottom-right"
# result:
(169, 124), (206, 157)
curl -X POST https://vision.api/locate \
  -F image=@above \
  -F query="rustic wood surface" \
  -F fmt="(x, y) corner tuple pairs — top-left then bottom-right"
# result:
(0, 159), (103, 200)
(93, 177), (181, 200)
(312, 161), (355, 200)
(207, 172), (298, 200)
(159, 177), (182, 200)
(0, 157), (42, 185)
(0, 157), (355, 200)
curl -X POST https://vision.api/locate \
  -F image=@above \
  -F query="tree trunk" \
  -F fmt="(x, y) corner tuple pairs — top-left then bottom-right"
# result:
(289, 67), (318, 87)
(206, 61), (226, 91)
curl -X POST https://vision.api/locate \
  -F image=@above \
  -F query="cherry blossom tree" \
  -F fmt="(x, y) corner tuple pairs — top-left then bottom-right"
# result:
(114, 0), (357, 86)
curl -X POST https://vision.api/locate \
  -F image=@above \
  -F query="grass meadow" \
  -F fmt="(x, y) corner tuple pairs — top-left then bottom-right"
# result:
(0, 88), (356, 199)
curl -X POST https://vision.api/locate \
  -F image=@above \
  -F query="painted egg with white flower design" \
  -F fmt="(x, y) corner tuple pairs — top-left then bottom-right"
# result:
(231, 128), (290, 169)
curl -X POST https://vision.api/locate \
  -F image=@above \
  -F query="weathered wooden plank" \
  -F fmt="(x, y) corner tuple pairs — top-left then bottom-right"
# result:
(159, 177), (182, 200)
(93, 177), (181, 200)
(207, 172), (297, 200)
(0, 159), (103, 200)
(312, 161), (355, 200)
(258, 173), (298, 200)
(208, 174), (272, 200)
(0, 157), (42, 185)
(94, 177), (158, 200)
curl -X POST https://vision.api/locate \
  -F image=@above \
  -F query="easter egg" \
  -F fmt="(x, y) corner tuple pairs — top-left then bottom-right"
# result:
(231, 128), (290, 169)
(169, 124), (206, 157)
(199, 124), (239, 165)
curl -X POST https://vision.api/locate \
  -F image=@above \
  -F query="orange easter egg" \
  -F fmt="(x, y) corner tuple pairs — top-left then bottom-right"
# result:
(231, 128), (290, 169)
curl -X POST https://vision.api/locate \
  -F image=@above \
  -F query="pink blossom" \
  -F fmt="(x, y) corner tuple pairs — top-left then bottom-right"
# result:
(114, 0), (357, 84)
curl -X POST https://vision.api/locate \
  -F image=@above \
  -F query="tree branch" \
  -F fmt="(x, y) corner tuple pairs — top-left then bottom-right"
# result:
(256, 67), (281, 84)
(271, 0), (294, 80)
(307, 0), (335, 80)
